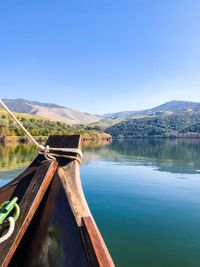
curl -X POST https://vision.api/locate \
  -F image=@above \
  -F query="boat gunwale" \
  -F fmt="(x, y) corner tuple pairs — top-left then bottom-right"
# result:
(0, 134), (115, 267)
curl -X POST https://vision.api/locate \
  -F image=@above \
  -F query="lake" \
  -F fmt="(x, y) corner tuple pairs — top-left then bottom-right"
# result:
(1, 138), (200, 267)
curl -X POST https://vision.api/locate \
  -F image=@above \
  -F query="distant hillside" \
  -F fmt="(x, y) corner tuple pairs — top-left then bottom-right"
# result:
(2, 99), (100, 125)
(105, 111), (200, 138)
(3, 99), (200, 138)
(101, 101), (200, 119)
(0, 109), (110, 141)
(91, 100), (200, 131)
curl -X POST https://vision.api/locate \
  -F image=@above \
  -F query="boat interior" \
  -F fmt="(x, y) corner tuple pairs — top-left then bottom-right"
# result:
(0, 135), (114, 267)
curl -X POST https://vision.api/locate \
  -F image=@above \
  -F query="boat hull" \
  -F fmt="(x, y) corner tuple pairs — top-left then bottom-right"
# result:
(0, 135), (115, 267)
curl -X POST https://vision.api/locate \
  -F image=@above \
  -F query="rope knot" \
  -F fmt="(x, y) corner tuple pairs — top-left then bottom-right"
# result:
(44, 145), (50, 153)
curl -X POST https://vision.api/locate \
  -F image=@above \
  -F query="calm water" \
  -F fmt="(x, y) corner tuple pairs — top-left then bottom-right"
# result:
(1, 139), (200, 267)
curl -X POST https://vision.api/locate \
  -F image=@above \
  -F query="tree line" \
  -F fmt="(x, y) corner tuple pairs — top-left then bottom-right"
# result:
(0, 113), (109, 140)
(105, 112), (200, 138)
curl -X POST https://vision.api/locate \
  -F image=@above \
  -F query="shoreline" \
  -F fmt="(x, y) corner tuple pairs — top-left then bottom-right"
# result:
(2, 135), (200, 145)
(0, 135), (112, 144)
(111, 135), (200, 139)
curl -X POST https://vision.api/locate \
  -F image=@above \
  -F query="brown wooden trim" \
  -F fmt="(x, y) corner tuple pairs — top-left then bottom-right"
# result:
(82, 216), (115, 267)
(46, 134), (82, 151)
(0, 135), (115, 266)
(0, 160), (58, 267)
(46, 135), (91, 226)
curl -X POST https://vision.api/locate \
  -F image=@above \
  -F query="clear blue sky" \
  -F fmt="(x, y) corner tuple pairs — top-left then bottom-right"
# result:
(0, 0), (199, 114)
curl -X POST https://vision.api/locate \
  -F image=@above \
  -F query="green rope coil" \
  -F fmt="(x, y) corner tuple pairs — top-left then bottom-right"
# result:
(0, 197), (20, 225)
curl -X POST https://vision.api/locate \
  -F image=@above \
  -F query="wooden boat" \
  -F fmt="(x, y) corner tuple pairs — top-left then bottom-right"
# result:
(0, 135), (115, 267)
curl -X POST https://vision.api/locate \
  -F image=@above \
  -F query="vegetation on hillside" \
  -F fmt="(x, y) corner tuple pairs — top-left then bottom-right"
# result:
(105, 112), (200, 138)
(0, 110), (110, 141)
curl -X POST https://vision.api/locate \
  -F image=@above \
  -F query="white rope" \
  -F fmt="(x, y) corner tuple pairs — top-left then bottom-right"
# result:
(0, 99), (45, 151)
(40, 152), (82, 164)
(0, 99), (83, 159)
(44, 145), (83, 158)
(0, 217), (15, 243)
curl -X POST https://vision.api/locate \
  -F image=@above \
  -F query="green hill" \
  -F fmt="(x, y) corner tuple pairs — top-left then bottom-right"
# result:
(105, 111), (200, 138)
(0, 109), (110, 141)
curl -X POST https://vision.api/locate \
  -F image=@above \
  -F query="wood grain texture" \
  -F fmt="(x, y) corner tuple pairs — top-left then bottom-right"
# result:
(44, 135), (115, 266)
(0, 135), (115, 267)
(47, 135), (91, 226)
(9, 171), (90, 267)
(58, 162), (91, 226)
(0, 160), (58, 267)
(82, 216), (115, 267)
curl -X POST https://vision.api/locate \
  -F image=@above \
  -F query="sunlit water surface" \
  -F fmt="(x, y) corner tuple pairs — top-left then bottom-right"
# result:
(1, 138), (200, 267)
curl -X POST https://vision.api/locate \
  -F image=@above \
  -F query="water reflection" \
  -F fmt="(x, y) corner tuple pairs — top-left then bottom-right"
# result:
(82, 139), (111, 150)
(80, 139), (200, 267)
(1, 139), (200, 266)
(0, 143), (38, 173)
(1, 138), (200, 175)
(82, 138), (200, 174)
(0, 139), (111, 173)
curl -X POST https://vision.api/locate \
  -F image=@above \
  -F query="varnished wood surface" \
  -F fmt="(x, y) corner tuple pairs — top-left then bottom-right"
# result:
(46, 135), (91, 226)
(82, 216), (115, 267)
(0, 159), (58, 267)
(8, 135), (90, 267)
(0, 135), (115, 267)
(0, 156), (44, 203)
(9, 171), (90, 267)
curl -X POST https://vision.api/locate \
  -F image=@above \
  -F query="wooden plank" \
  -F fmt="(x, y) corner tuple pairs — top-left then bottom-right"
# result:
(46, 134), (82, 151)
(45, 135), (115, 266)
(0, 160), (58, 267)
(0, 135), (115, 266)
(8, 135), (90, 267)
(82, 216), (115, 267)
(46, 134), (91, 226)
(0, 163), (41, 204)
(9, 171), (90, 267)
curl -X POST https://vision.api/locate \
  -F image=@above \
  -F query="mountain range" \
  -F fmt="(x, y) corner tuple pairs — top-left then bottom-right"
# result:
(101, 100), (200, 119)
(102, 101), (200, 138)
(1, 99), (200, 138)
(2, 99), (100, 125)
